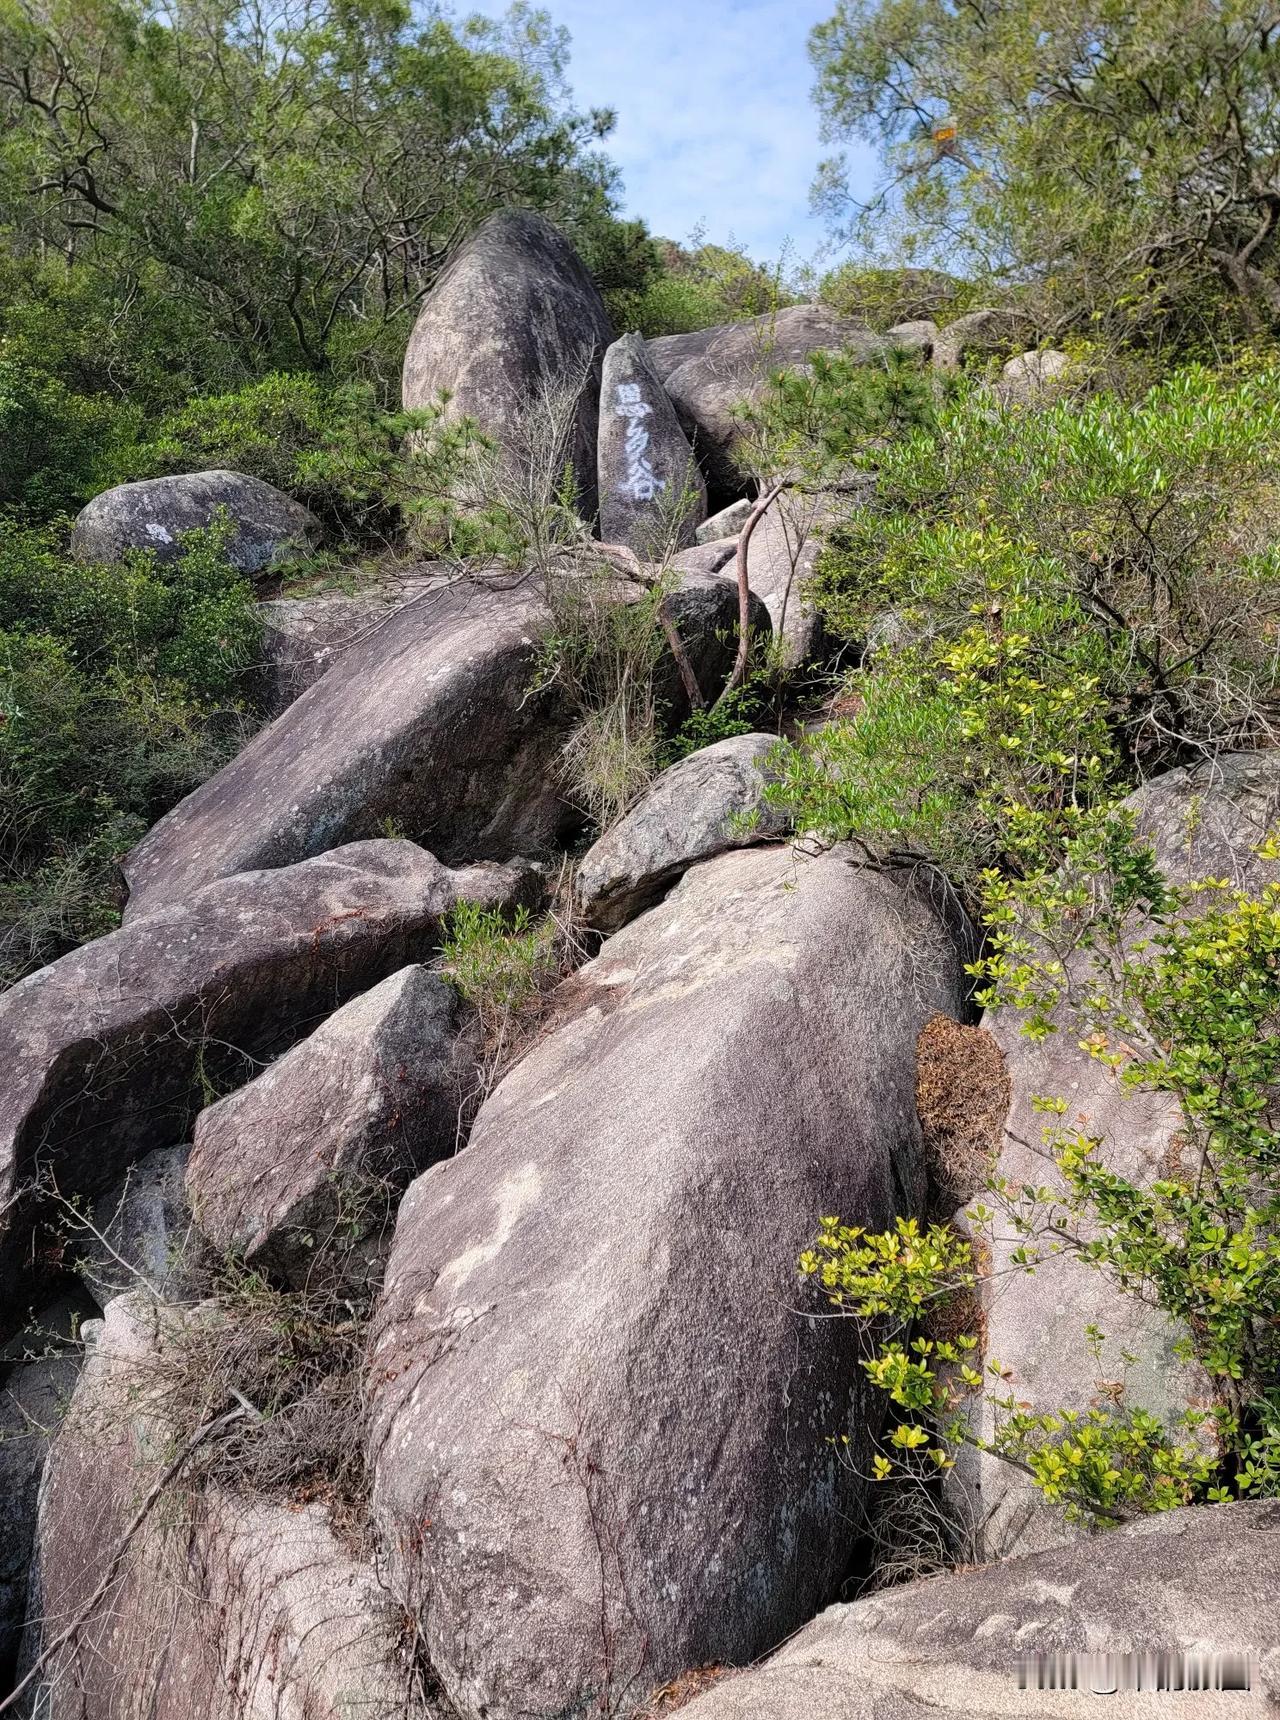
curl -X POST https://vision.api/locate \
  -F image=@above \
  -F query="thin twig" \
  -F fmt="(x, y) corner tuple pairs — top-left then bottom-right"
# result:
(0, 1404), (247, 1715)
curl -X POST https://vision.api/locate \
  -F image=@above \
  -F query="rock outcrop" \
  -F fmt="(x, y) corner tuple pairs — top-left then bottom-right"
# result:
(696, 497), (751, 543)
(1, 1308), (85, 1685)
(597, 331), (705, 551)
(124, 573), (745, 917)
(79, 1146), (195, 1306)
(977, 751), (1280, 1559)
(669, 1501), (1280, 1719)
(575, 732), (788, 932)
(644, 324), (723, 383)
(662, 306), (884, 491)
(401, 210), (613, 520)
(25, 1294), (407, 1720)
(886, 316), (938, 356)
(255, 567), (448, 716)
(71, 472), (321, 577)
(0, 840), (529, 1323)
(188, 964), (466, 1287)
(367, 843), (971, 1720)
(1001, 347), (1073, 401)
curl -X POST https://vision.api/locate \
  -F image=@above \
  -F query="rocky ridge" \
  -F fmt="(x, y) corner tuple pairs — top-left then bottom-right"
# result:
(4, 210), (1276, 1720)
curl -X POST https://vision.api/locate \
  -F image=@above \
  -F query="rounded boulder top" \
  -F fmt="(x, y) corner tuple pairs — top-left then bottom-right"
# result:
(401, 208), (614, 518)
(70, 469), (321, 579)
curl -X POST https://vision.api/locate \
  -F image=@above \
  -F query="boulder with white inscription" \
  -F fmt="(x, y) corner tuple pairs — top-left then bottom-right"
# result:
(71, 471), (320, 578)
(597, 332), (706, 553)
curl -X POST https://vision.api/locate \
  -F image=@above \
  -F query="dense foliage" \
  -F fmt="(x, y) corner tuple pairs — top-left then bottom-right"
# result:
(771, 359), (1280, 884)
(810, 0), (1280, 345)
(0, 519), (259, 981)
(0, 0), (621, 385)
(774, 353), (1280, 1532)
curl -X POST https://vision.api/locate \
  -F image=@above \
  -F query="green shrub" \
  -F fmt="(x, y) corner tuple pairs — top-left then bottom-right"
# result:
(0, 520), (260, 984)
(0, 348), (143, 519)
(770, 363), (1280, 886)
(801, 823), (1280, 1524)
(605, 238), (790, 338)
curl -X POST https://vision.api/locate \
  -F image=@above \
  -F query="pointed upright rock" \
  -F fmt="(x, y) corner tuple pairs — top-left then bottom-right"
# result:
(401, 210), (613, 519)
(597, 331), (706, 552)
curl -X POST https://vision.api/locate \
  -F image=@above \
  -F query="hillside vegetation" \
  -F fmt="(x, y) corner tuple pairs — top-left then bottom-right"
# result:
(2, 1), (1280, 1715)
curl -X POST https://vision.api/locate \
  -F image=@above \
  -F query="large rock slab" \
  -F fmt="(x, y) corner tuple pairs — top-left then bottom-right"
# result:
(598, 332), (705, 553)
(71, 471), (320, 578)
(0, 840), (527, 1326)
(663, 305), (885, 491)
(696, 497), (751, 543)
(25, 1294), (407, 1720)
(977, 751), (1280, 1559)
(668, 1501), (1280, 1719)
(1, 1307), (85, 1687)
(367, 843), (971, 1720)
(188, 963), (465, 1287)
(644, 324), (723, 384)
(746, 488), (852, 669)
(401, 210), (613, 520)
(255, 566), (448, 717)
(124, 573), (745, 918)
(575, 732), (788, 932)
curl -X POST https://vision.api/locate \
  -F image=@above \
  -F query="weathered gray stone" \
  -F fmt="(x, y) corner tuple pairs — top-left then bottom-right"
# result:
(255, 567), (448, 717)
(26, 1294), (406, 1720)
(933, 306), (1031, 371)
(401, 210), (613, 520)
(1, 1306), (85, 1686)
(746, 488), (853, 669)
(81, 1146), (195, 1307)
(977, 752), (1280, 1560)
(644, 324), (723, 384)
(886, 317), (938, 356)
(71, 472), (320, 578)
(670, 538), (737, 577)
(669, 1501), (1280, 1720)
(575, 733), (788, 931)
(598, 333), (705, 552)
(0, 841), (529, 1328)
(124, 573), (746, 918)
(1001, 348), (1074, 400)
(188, 964), (465, 1287)
(663, 306), (885, 491)
(696, 498), (752, 543)
(367, 843), (971, 1720)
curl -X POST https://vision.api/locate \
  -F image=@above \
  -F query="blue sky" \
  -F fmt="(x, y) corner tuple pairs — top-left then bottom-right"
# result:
(460, 0), (880, 269)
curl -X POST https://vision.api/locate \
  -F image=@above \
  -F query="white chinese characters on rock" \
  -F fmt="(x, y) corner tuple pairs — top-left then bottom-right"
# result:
(614, 382), (666, 504)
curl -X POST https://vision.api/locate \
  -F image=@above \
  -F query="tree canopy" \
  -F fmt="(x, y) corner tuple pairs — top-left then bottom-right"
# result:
(0, 0), (620, 386)
(810, 0), (1280, 345)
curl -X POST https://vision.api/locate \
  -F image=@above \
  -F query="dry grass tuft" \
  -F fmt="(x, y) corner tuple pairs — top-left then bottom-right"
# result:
(915, 1013), (1010, 1214)
(632, 1667), (731, 1717)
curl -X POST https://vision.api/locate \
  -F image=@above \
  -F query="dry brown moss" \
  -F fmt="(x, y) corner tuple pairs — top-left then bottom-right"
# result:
(915, 1013), (1011, 1214)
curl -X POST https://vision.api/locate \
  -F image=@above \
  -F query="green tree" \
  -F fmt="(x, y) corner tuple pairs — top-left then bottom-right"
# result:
(809, 0), (1280, 345)
(0, 0), (620, 384)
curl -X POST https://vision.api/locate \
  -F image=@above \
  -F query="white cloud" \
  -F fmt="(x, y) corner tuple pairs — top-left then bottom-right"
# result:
(459, 0), (880, 266)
